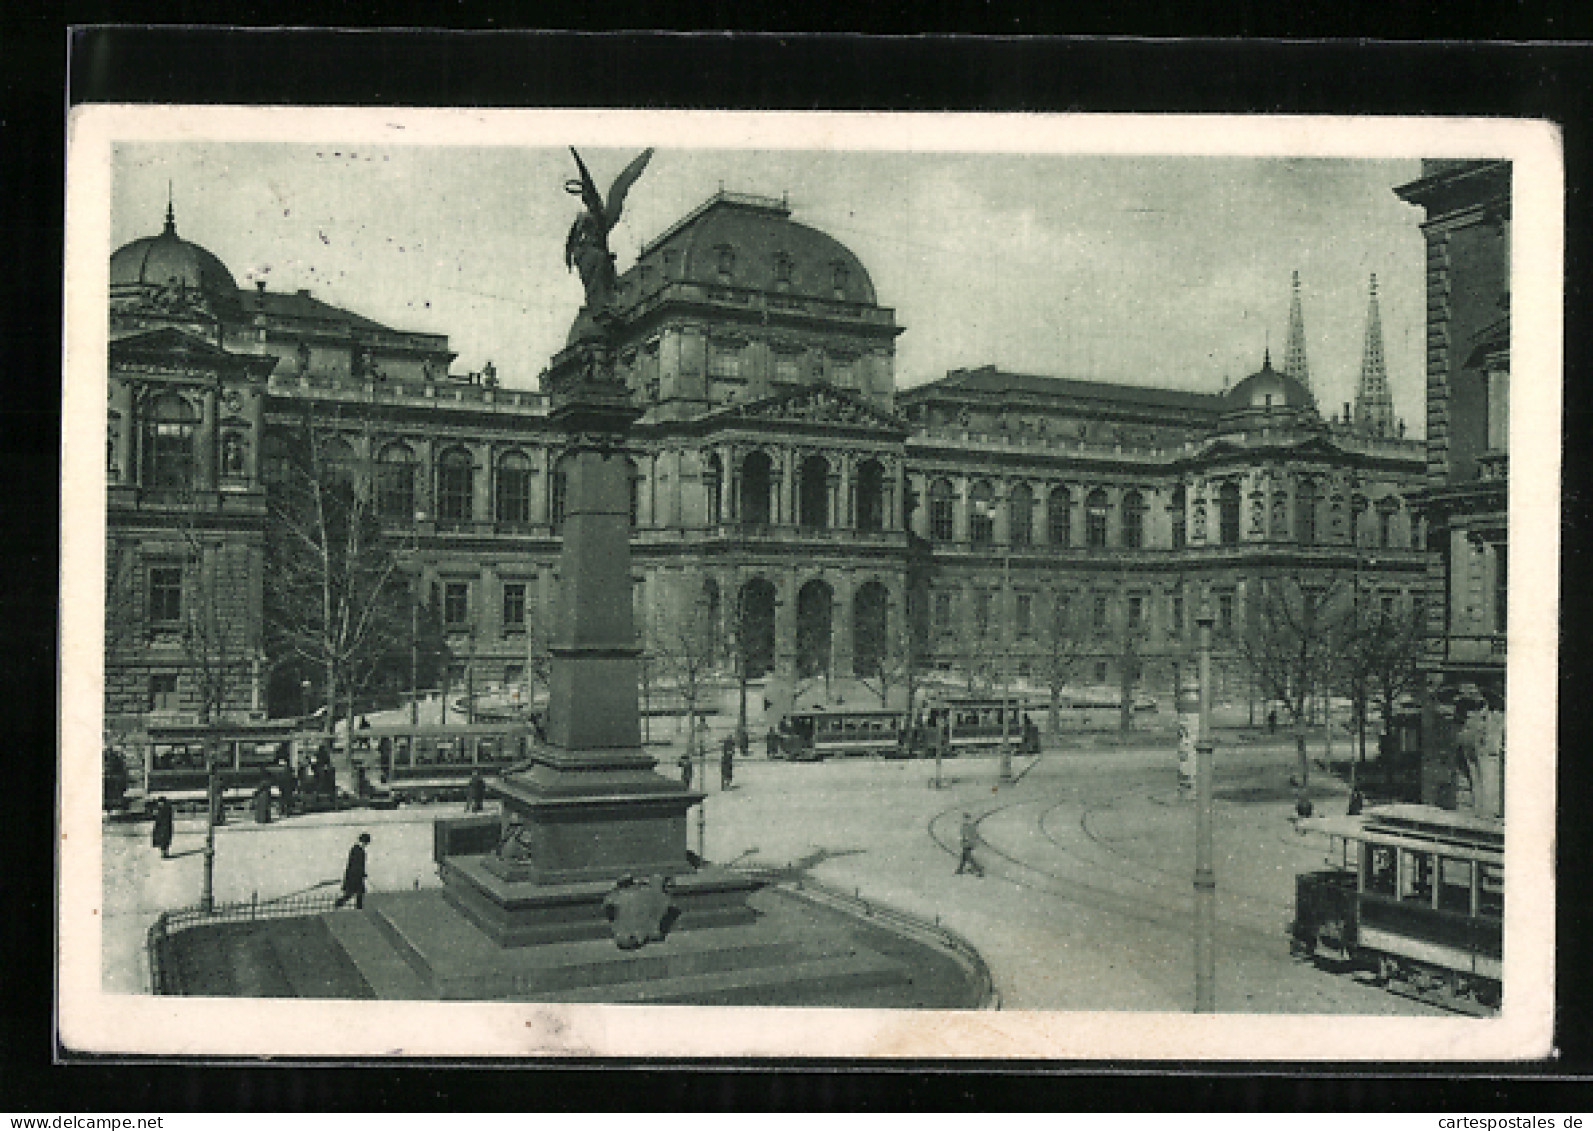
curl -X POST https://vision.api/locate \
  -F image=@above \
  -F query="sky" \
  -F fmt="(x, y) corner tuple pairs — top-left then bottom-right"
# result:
(110, 142), (1428, 431)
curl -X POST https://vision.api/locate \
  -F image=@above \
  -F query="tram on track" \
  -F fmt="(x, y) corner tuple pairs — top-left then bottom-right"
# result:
(1292, 804), (1503, 1014)
(358, 721), (536, 801)
(772, 697), (1045, 761)
(137, 720), (306, 803)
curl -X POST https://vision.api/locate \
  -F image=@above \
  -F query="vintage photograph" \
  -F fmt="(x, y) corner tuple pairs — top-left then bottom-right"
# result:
(58, 108), (1559, 1059)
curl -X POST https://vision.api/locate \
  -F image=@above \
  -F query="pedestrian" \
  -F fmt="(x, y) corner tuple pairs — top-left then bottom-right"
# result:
(278, 760), (297, 818)
(765, 727), (779, 759)
(720, 735), (734, 791)
(955, 812), (984, 877)
(151, 796), (174, 859)
(466, 770), (486, 812)
(1267, 708), (1278, 735)
(1347, 788), (1365, 816)
(334, 832), (371, 909)
(678, 750), (693, 790)
(252, 775), (273, 824)
(736, 726), (749, 760)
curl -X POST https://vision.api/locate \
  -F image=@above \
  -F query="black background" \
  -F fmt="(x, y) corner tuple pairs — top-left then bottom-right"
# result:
(6, 19), (1592, 1111)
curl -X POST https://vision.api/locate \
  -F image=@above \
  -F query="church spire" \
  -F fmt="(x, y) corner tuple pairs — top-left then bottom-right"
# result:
(1282, 270), (1311, 393)
(1354, 273), (1396, 437)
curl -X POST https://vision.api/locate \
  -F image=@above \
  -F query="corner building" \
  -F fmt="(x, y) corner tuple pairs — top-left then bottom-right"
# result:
(105, 189), (1427, 735)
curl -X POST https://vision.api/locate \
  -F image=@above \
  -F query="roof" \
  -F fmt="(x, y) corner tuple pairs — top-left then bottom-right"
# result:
(903, 366), (1223, 414)
(1223, 356), (1316, 412)
(625, 192), (878, 306)
(110, 215), (239, 297)
(235, 286), (435, 340)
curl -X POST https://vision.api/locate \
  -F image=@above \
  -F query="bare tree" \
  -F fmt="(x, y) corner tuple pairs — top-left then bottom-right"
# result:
(1332, 598), (1427, 788)
(854, 590), (919, 717)
(1032, 592), (1088, 734)
(1232, 574), (1353, 789)
(650, 587), (718, 768)
(263, 406), (408, 753)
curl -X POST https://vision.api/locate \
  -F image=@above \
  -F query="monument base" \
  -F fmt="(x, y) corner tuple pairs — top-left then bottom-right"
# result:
(441, 853), (761, 948)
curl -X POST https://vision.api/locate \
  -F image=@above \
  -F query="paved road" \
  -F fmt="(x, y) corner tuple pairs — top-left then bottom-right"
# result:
(101, 736), (1440, 1014)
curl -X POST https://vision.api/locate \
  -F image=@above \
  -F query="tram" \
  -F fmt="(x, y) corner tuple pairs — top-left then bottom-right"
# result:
(774, 707), (907, 761)
(358, 721), (535, 802)
(910, 696), (1044, 758)
(1292, 804), (1503, 1014)
(135, 720), (308, 805)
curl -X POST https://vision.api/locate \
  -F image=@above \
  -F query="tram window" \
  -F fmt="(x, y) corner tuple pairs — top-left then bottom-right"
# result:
(1400, 849), (1434, 903)
(395, 737), (411, 766)
(417, 739), (436, 765)
(1437, 857), (1474, 913)
(1479, 864), (1505, 917)
(1366, 845), (1397, 896)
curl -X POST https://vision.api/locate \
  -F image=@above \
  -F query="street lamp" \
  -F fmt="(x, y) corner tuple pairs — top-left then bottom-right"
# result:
(1193, 597), (1216, 1013)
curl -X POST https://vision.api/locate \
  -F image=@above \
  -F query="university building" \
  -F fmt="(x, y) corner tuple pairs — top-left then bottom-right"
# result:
(104, 187), (1428, 736)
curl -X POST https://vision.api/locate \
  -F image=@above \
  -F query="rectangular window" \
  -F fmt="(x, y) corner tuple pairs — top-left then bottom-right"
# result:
(1171, 594), (1185, 637)
(1494, 541), (1508, 633)
(1127, 595), (1144, 631)
(148, 673), (180, 712)
(1093, 595), (1109, 632)
(1380, 594), (1395, 619)
(933, 591), (952, 633)
(974, 590), (992, 635)
(774, 352), (803, 384)
(149, 566), (183, 627)
(444, 581), (470, 627)
(930, 497), (955, 542)
(502, 583), (526, 632)
(709, 344), (743, 379)
(1217, 592), (1235, 633)
(1016, 593), (1033, 637)
(1379, 509), (1393, 548)
(504, 663), (524, 688)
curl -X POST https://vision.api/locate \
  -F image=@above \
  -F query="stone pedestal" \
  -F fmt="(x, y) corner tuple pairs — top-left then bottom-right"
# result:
(439, 335), (759, 947)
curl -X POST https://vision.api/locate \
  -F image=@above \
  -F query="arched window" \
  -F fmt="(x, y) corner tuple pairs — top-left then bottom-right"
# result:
(1218, 481), (1241, 545)
(142, 394), (196, 491)
(495, 450), (533, 528)
(1047, 487), (1071, 546)
(969, 481), (995, 546)
(319, 435), (358, 495)
(626, 457), (640, 527)
(798, 455), (830, 528)
(929, 479), (955, 542)
(376, 442), (416, 522)
(437, 447), (474, 528)
(1008, 483), (1034, 546)
(855, 459), (886, 532)
(1121, 490), (1146, 549)
(705, 452), (723, 525)
(1085, 488), (1109, 548)
(740, 451), (772, 526)
(1296, 478), (1317, 546)
(1377, 498), (1398, 549)
(1170, 484), (1187, 549)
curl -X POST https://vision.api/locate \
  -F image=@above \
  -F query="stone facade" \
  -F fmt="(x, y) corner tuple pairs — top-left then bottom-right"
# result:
(105, 189), (1428, 732)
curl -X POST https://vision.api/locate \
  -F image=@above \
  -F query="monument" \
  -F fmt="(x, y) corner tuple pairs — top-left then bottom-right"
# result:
(436, 148), (761, 946)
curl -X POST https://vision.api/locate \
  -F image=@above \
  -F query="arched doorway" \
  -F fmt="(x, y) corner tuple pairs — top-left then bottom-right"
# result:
(736, 578), (777, 678)
(855, 459), (886, 531)
(796, 579), (834, 679)
(740, 451), (772, 526)
(798, 455), (830, 528)
(852, 581), (890, 677)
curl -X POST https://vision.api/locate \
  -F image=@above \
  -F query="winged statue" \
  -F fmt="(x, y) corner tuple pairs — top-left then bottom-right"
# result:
(565, 146), (654, 316)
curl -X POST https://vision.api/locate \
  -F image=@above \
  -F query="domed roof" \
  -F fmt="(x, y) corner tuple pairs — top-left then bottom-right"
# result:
(110, 207), (239, 296)
(631, 192), (878, 305)
(1224, 353), (1316, 413)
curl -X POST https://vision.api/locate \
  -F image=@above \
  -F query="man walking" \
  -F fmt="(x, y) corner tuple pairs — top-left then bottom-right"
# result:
(720, 735), (735, 791)
(955, 812), (984, 877)
(335, 832), (371, 909)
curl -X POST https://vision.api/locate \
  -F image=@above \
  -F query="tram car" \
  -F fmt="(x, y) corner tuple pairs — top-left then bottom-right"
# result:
(1292, 804), (1503, 1014)
(774, 707), (907, 761)
(359, 721), (535, 802)
(909, 696), (1044, 757)
(138, 720), (307, 806)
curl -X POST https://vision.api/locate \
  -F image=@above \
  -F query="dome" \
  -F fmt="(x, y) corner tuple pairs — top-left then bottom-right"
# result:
(631, 192), (877, 305)
(1224, 354), (1316, 413)
(110, 207), (239, 297)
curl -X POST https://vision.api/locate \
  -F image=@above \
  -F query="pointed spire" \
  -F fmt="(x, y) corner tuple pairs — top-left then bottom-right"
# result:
(1282, 270), (1311, 393)
(1354, 272), (1396, 437)
(163, 181), (176, 235)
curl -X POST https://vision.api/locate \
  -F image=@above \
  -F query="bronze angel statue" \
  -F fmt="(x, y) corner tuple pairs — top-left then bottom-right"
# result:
(565, 146), (654, 316)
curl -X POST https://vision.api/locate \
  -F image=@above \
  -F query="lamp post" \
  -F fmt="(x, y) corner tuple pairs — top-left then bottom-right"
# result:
(201, 742), (218, 913)
(999, 547), (1013, 784)
(1193, 598), (1217, 1013)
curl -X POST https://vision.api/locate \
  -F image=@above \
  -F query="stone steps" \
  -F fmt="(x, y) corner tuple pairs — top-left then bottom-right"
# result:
(323, 910), (433, 999)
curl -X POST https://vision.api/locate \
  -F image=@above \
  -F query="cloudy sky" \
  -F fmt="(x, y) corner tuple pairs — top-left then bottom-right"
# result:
(110, 140), (1427, 430)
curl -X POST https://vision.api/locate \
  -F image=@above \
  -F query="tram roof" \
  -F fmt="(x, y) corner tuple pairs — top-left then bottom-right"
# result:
(1302, 806), (1504, 861)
